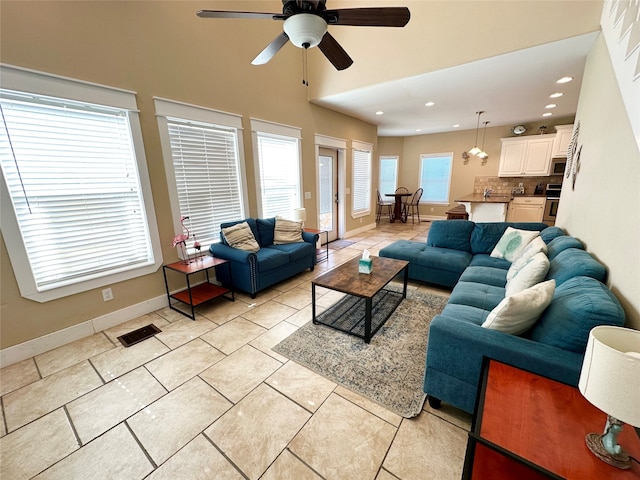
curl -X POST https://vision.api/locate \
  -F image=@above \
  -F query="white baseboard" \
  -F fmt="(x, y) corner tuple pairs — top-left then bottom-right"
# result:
(343, 222), (377, 239)
(0, 294), (167, 368)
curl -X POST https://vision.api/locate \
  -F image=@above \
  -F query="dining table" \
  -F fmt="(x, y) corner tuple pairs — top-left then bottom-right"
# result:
(384, 192), (412, 223)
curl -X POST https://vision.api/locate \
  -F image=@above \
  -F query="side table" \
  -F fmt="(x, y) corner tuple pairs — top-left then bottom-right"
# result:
(162, 256), (234, 320)
(303, 228), (329, 263)
(463, 358), (640, 479)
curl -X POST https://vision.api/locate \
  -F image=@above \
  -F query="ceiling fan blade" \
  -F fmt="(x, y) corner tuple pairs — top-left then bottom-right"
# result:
(252, 32), (290, 65)
(318, 32), (353, 71)
(196, 10), (285, 20)
(323, 7), (410, 27)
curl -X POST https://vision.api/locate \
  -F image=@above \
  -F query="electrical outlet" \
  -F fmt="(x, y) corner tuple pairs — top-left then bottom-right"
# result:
(102, 288), (114, 302)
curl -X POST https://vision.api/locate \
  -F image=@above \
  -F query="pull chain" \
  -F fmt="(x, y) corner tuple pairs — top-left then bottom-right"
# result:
(302, 45), (309, 87)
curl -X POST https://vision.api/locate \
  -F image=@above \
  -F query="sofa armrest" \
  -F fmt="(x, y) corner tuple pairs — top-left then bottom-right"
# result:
(209, 243), (256, 264)
(426, 314), (584, 388)
(302, 231), (319, 245)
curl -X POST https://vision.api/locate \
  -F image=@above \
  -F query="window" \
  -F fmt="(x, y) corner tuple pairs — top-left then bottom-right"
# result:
(0, 65), (161, 302)
(419, 153), (454, 204)
(379, 155), (398, 195)
(251, 119), (302, 219)
(155, 98), (247, 251)
(352, 141), (372, 217)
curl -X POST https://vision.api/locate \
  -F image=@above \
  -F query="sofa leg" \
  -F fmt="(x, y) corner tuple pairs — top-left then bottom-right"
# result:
(251, 292), (256, 299)
(427, 395), (442, 409)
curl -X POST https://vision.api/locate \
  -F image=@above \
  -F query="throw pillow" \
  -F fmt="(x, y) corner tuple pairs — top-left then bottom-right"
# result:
(505, 252), (550, 297)
(221, 222), (260, 252)
(490, 227), (540, 262)
(273, 216), (303, 244)
(482, 280), (556, 335)
(506, 236), (548, 282)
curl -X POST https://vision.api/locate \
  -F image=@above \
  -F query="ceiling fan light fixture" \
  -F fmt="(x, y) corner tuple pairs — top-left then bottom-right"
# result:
(283, 14), (328, 49)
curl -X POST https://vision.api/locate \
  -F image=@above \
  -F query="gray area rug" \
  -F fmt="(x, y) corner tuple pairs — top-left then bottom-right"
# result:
(273, 290), (449, 418)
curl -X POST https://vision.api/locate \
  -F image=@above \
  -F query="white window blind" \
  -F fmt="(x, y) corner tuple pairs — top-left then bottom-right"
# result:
(166, 118), (244, 247)
(420, 153), (453, 204)
(352, 142), (372, 216)
(379, 155), (398, 195)
(255, 132), (301, 218)
(0, 90), (154, 291)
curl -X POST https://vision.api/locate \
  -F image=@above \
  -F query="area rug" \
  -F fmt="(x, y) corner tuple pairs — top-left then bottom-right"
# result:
(273, 290), (449, 418)
(327, 239), (355, 250)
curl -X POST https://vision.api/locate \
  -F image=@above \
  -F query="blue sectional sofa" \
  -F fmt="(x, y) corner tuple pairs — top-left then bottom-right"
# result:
(379, 220), (626, 414)
(209, 217), (318, 298)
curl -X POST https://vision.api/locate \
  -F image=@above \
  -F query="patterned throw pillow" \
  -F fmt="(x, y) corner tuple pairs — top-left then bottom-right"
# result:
(221, 222), (260, 252)
(506, 236), (549, 282)
(273, 216), (303, 244)
(490, 227), (540, 262)
(482, 279), (556, 335)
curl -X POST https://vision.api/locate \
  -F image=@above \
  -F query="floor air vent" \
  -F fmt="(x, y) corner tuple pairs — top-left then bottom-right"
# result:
(117, 324), (162, 347)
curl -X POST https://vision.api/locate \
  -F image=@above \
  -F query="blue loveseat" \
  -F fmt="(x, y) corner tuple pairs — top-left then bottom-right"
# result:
(209, 217), (318, 298)
(380, 220), (626, 414)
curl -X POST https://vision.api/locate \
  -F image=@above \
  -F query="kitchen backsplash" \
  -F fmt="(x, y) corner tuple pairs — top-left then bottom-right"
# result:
(473, 176), (564, 195)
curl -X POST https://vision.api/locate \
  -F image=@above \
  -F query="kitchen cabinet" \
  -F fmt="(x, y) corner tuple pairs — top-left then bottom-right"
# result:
(551, 124), (574, 158)
(498, 135), (555, 176)
(507, 196), (545, 222)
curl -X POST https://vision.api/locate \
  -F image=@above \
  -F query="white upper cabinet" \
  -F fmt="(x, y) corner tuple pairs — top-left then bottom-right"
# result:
(499, 135), (555, 176)
(551, 124), (574, 158)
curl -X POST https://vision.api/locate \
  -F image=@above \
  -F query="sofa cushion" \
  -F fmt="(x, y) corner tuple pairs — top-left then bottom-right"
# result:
(505, 252), (550, 297)
(506, 236), (548, 282)
(529, 276), (625, 353)
(540, 226), (565, 244)
(546, 236), (584, 260)
(458, 266), (507, 288)
(483, 279), (556, 335)
(256, 217), (276, 247)
(546, 248), (607, 285)
(468, 254), (511, 269)
(470, 222), (546, 254)
(448, 281), (505, 311)
(221, 222), (260, 253)
(269, 242), (314, 262)
(254, 247), (289, 271)
(490, 227), (540, 262)
(274, 216), (304, 244)
(220, 218), (260, 245)
(427, 220), (475, 252)
(441, 303), (491, 326)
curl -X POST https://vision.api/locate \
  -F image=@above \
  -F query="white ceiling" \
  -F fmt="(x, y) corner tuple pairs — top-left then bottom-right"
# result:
(311, 32), (598, 136)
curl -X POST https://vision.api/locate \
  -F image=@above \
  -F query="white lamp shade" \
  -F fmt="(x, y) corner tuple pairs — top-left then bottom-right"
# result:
(468, 146), (481, 156)
(293, 207), (307, 222)
(578, 326), (640, 427)
(283, 14), (327, 48)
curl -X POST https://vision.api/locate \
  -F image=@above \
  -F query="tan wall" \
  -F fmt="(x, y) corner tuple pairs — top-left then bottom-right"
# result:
(378, 117), (574, 217)
(0, 1), (377, 349)
(556, 34), (640, 329)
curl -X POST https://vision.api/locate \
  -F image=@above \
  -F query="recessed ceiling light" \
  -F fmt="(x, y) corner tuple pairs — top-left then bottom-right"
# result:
(453, 124), (460, 128)
(550, 92), (563, 98)
(375, 110), (384, 115)
(556, 76), (573, 84)
(425, 101), (435, 107)
(416, 128), (422, 132)
(543, 112), (553, 117)
(545, 104), (557, 109)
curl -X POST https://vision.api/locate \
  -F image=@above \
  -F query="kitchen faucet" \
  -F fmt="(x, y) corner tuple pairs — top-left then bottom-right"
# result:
(483, 188), (493, 198)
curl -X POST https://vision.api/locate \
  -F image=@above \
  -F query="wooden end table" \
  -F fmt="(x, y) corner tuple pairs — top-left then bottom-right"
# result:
(303, 228), (329, 263)
(162, 256), (234, 320)
(463, 358), (640, 479)
(311, 256), (408, 343)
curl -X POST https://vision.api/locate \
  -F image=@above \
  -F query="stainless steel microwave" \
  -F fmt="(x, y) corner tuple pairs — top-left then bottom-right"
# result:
(550, 157), (566, 175)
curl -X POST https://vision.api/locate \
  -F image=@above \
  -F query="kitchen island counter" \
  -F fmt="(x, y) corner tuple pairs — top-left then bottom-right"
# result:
(454, 193), (512, 203)
(454, 193), (511, 222)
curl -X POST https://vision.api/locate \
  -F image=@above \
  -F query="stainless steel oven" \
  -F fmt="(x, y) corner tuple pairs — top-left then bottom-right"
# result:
(543, 183), (562, 225)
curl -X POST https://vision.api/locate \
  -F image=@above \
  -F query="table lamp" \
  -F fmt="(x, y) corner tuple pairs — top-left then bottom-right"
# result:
(578, 325), (640, 469)
(293, 207), (306, 226)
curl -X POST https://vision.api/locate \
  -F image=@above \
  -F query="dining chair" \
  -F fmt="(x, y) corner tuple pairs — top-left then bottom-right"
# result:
(405, 187), (423, 224)
(395, 186), (410, 220)
(376, 189), (392, 223)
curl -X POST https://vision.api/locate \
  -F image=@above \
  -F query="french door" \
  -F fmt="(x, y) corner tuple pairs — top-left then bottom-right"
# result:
(318, 148), (338, 242)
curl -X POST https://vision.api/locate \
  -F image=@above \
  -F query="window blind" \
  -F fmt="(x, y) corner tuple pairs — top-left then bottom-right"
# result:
(256, 132), (300, 218)
(0, 91), (153, 290)
(166, 118), (244, 247)
(352, 147), (372, 215)
(420, 153), (453, 203)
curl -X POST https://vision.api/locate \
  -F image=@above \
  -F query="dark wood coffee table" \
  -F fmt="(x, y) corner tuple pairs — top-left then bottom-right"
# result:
(311, 256), (409, 343)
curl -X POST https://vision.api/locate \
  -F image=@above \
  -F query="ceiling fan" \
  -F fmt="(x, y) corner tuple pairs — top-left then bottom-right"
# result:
(197, 0), (411, 71)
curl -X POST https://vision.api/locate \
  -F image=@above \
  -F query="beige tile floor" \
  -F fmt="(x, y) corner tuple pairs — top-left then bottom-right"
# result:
(0, 219), (472, 480)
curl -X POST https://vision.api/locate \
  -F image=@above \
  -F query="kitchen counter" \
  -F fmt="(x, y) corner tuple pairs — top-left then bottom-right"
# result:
(455, 193), (511, 222)
(454, 193), (512, 204)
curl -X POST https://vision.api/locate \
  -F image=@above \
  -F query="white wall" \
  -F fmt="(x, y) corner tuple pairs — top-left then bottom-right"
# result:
(556, 33), (640, 329)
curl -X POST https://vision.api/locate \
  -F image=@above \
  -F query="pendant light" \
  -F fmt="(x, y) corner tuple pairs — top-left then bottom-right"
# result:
(478, 121), (490, 163)
(468, 111), (484, 156)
